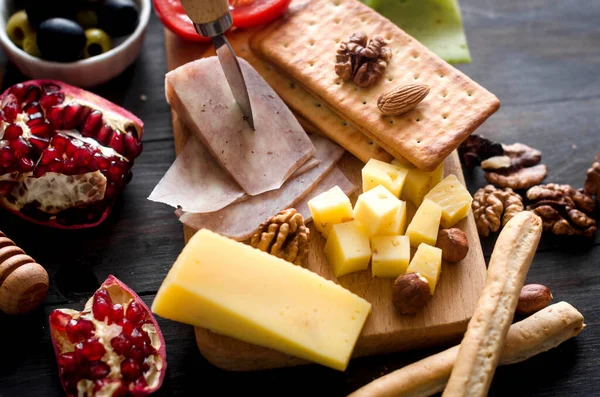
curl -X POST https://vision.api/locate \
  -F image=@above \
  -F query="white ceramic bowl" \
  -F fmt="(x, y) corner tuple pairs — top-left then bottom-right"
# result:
(0, 0), (151, 88)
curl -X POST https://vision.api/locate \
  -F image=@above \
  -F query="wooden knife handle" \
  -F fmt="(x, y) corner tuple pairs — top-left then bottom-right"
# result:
(180, 0), (230, 25)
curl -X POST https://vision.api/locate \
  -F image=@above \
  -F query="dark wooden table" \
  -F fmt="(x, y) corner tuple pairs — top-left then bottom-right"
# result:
(1, 1), (599, 396)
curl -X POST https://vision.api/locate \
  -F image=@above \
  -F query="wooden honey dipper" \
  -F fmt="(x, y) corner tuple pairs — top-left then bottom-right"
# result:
(0, 231), (49, 315)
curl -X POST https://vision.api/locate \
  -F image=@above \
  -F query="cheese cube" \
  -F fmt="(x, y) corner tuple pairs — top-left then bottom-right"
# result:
(406, 243), (442, 294)
(152, 229), (371, 371)
(371, 236), (411, 278)
(362, 159), (409, 197)
(353, 185), (402, 237)
(424, 175), (473, 228)
(390, 200), (408, 235)
(308, 185), (354, 238)
(406, 199), (442, 247)
(393, 161), (444, 207)
(324, 221), (372, 277)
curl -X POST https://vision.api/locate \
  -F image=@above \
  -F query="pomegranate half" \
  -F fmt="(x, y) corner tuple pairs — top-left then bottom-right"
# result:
(0, 80), (143, 228)
(49, 276), (166, 397)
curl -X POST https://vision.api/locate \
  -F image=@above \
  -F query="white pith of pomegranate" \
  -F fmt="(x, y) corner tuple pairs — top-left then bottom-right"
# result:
(49, 276), (166, 397)
(0, 80), (143, 228)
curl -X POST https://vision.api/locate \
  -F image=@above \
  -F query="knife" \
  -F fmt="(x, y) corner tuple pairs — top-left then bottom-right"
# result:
(179, 0), (255, 129)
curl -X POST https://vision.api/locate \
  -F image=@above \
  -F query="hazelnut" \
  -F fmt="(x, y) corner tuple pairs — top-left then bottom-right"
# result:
(392, 273), (431, 315)
(516, 284), (553, 315)
(436, 228), (469, 262)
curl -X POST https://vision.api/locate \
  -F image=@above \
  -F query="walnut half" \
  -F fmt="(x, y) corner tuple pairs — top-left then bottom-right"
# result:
(472, 185), (524, 236)
(585, 154), (600, 206)
(335, 32), (392, 88)
(250, 208), (310, 266)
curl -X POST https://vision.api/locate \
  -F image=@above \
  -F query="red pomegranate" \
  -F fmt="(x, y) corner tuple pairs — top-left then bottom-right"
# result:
(49, 276), (166, 397)
(0, 80), (143, 228)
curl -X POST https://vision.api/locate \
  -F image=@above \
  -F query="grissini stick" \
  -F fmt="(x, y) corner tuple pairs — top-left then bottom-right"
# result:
(442, 211), (542, 397)
(349, 301), (585, 397)
(179, 0), (255, 129)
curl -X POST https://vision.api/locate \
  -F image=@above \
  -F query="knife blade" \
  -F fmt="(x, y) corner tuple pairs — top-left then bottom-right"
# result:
(179, 0), (255, 129)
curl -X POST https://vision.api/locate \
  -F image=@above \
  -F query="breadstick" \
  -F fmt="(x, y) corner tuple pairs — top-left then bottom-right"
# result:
(349, 301), (585, 397)
(442, 211), (542, 397)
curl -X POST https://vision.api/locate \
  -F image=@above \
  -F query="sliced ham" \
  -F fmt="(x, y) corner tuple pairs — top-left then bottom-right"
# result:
(177, 134), (345, 240)
(166, 56), (316, 196)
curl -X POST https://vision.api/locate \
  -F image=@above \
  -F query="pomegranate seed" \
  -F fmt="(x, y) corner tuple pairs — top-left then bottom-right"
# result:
(29, 136), (50, 152)
(51, 133), (69, 153)
(0, 147), (15, 167)
(120, 358), (142, 380)
(0, 182), (13, 196)
(107, 161), (123, 181)
(40, 92), (65, 110)
(63, 103), (82, 129)
(81, 110), (103, 137)
(73, 146), (92, 167)
(58, 353), (78, 374)
(9, 83), (27, 101)
(30, 122), (52, 138)
(92, 152), (110, 170)
(126, 346), (145, 363)
(42, 83), (61, 94)
(66, 140), (82, 158)
(125, 301), (145, 324)
(110, 334), (132, 355)
(92, 290), (112, 321)
(123, 133), (142, 159)
(23, 85), (42, 103)
(78, 318), (95, 339)
(105, 183), (118, 199)
(142, 341), (155, 355)
(110, 303), (124, 324)
(129, 328), (149, 348)
(95, 125), (113, 145)
(27, 111), (44, 125)
(48, 162), (62, 173)
(49, 311), (72, 332)
(77, 106), (92, 128)
(121, 319), (134, 336)
(41, 148), (59, 164)
(87, 361), (110, 380)
(133, 376), (148, 390)
(23, 102), (42, 115)
(2, 100), (21, 122)
(76, 339), (106, 361)
(63, 159), (77, 175)
(47, 106), (64, 129)
(33, 165), (47, 177)
(108, 132), (125, 155)
(3, 124), (23, 140)
(66, 319), (82, 343)
(96, 288), (112, 302)
(18, 157), (34, 172)
(13, 137), (31, 158)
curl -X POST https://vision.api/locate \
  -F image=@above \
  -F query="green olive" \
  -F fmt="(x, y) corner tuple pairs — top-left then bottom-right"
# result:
(22, 32), (41, 58)
(84, 28), (112, 58)
(6, 10), (35, 48)
(76, 9), (99, 29)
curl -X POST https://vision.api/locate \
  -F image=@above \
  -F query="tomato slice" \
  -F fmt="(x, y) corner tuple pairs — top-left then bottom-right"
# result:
(230, 0), (292, 28)
(152, 0), (213, 43)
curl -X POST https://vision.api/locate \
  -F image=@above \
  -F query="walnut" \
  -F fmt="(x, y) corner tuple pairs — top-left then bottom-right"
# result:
(585, 154), (600, 206)
(483, 143), (547, 190)
(250, 208), (310, 266)
(472, 185), (524, 236)
(458, 134), (504, 169)
(526, 184), (596, 238)
(335, 32), (392, 88)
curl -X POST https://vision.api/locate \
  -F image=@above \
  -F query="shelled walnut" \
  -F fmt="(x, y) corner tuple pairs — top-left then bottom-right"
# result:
(526, 184), (596, 238)
(472, 185), (524, 236)
(483, 143), (547, 190)
(585, 154), (600, 206)
(458, 135), (504, 169)
(250, 208), (310, 266)
(335, 32), (392, 88)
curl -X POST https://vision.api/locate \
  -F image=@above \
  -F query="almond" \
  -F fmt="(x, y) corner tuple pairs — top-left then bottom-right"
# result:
(377, 84), (430, 116)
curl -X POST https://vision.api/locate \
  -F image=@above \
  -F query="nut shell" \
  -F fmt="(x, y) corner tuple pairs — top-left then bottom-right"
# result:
(517, 284), (553, 315)
(436, 228), (469, 262)
(392, 272), (431, 314)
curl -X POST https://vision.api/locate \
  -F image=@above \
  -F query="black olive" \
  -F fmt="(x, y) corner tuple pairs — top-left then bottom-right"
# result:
(98, 0), (139, 37)
(23, 0), (77, 28)
(37, 18), (86, 62)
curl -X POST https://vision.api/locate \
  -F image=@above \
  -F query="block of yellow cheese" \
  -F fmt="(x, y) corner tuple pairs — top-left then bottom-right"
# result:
(405, 199), (443, 247)
(308, 185), (354, 238)
(406, 243), (442, 294)
(324, 221), (372, 277)
(371, 235), (411, 278)
(390, 200), (408, 235)
(424, 174), (473, 228)
(362, 158), (409, 197)
(393, 159), (444, 207)
(354, 185), (402, 237)
(152, 229), (371, 371)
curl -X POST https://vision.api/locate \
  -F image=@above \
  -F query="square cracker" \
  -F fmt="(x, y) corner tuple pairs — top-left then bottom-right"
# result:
(200, 28), (392, 164)
(251, 0), (500, 171)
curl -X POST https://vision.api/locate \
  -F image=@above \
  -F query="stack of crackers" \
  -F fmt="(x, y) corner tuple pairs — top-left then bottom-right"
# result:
(203, 0), (499, 170)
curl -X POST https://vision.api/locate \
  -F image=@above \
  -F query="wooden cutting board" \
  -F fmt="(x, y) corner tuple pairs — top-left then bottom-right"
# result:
(164, 30), (486, 371)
